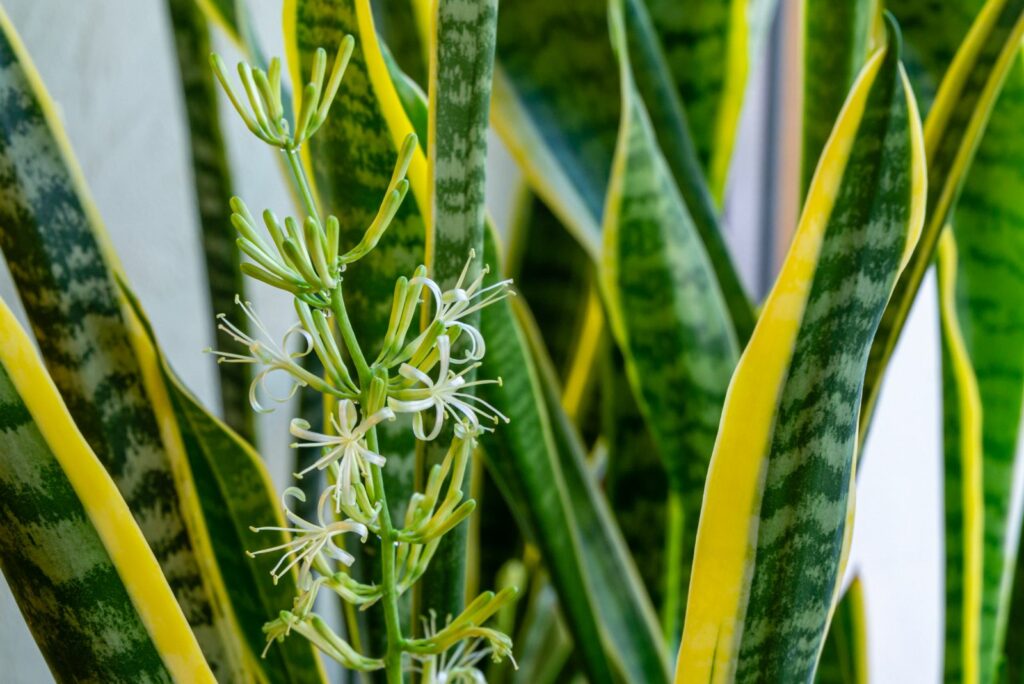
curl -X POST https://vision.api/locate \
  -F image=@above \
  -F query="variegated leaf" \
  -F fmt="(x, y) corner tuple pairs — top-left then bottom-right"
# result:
(676, 17), (925, 680)
(0, 295), (214, 684)
(604, 0), (741, 644)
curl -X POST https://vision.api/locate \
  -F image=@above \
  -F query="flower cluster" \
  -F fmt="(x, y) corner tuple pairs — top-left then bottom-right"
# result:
(209, 35), (517, 681)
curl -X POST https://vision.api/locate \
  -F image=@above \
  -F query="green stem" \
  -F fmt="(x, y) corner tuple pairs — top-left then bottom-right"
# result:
(331, 286), (371, 387)
(284, 148), (322, 226)
(368, 425), (405, 684)
(661, 489), (685, 644)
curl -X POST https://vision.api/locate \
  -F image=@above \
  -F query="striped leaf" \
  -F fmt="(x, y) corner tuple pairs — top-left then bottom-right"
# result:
(492, 0), (755, 343)
(887, 0), (986, 111)
(940, 61), (1024, 684)
(641, 0), (777, 203)
(0, 296), (214, 684)
(887, 3), (1024, 680)
(373, 0), (428, 86)
(937, 230), (986, 684)
(620, 0), (755, 342)
(603, 0), (741, 644)
(0, 11), (322, 682)
(480, 226), (670, 684)
(492, 0), (619, 257)
(418, 0), (498, 621)
(119, 283), (327, 684)
(676, 17), (926, 681)
(165, 0), (254, 443)
(862, 0), (1024, 436)
(801, 0), (880, 200)
(815, 578), (868, 684)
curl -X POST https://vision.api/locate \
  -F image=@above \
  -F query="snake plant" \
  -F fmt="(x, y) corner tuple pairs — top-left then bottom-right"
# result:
(1, 0), (1023, 682)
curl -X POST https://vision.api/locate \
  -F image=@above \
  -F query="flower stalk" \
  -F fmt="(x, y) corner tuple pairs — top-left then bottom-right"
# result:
(209, 35), (516, 683)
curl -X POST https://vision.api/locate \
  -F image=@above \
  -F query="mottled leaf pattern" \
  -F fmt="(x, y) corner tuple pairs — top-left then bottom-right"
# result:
(492, 0), (619, 254)
(418, 0), (498, 621)
(815, 578), (868, 684)
(641, 0), (775, 202)
(677, 19), (925, 680)
(0, 295), (212, 683)
(621, 0), (755, 342)
(604, 0), (740, 644)
(120, 283), (325, 684)
(801, 0), (878, 200)
(863, 0), (1024, 435)
(480, 225), (670, 684)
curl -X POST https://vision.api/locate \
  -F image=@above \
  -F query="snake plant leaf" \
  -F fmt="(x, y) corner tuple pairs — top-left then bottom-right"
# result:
(0, 297), (214, 684)
(493, 0), (755, 345)
(936, 230), (986, 684)
(0, 12), (324, 682)
(373, 0), (428, 86)
(604, 0), (741, 644)
(862, 0), (1024, 438)
(505, 188), (598, 403)
(0, 10), (244, 679)
(620, 0), (756, 343)
(417, 0), (498, 621)
(888, 4), (1024, 678)
(491, 0), (618, 258)
(941, 62), (1024, 684)
(676, 17), (926, 681)
(887, 0), (986, 112)
(165, 0), (254, 444)
(480, 226), (670, 684)
(119, 281), (327, 684)
(801, 0), (881, 201)
(640, 0), (776, 204)
(815, 577), (868, 684)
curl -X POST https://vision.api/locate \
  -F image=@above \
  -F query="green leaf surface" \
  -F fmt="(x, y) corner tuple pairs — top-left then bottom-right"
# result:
(0, 297), (212, 684)
(640, 0), (776, 203)
(418, 0), (498, 622)
(885, 3), (1024, 680)
(165, 0), (254, 443)
(373, 0), (428, 86)
(801, 0), (878, 201)
(677, 18), (924, 679)
(863, 0), (1024, 438)
(621, 0), (755, 342)
(492, 0), (619, 256)
(604, 0), (741, 644)
(941, 58), (1024, 684)
(480, 227), (670, 684)
(815, 577), (868, 684)
(120, 282), (326, 684)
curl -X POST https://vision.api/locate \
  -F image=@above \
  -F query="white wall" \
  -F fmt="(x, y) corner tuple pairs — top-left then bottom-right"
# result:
(0, 2), (1003, 682)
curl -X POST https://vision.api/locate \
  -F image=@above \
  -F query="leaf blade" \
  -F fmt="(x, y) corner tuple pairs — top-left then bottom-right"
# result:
(677, 19), (926, 680)
(0, 296), (213, 684)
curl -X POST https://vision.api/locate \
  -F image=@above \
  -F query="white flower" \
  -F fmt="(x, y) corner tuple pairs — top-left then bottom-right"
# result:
(290, 399), (394, 509)
(209, 295), (314, 412)
(388, 336), (508, 440)
(248, 487), (368, 590)
(413, 250), (513, 364)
